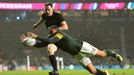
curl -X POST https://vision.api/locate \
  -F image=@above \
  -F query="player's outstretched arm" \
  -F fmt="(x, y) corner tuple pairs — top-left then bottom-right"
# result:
(26, 32), (38, 38)
(32, 17), (45, 30)
(19, 32), (49, 48)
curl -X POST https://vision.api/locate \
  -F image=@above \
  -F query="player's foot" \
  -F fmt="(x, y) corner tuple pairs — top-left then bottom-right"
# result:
(49, 71), (59, 75)
(105, 70), (110, 75)
(112, 51), (123, 62)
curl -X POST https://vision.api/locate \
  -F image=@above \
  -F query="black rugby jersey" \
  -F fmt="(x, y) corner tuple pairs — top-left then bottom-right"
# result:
(42, 12), (65, 29)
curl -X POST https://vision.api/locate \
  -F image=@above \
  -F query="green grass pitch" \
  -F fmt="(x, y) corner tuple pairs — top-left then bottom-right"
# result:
(0, 69), (134, 75)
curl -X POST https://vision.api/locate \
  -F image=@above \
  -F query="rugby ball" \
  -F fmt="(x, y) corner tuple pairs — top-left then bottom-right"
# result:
(22, 37), (36, 47)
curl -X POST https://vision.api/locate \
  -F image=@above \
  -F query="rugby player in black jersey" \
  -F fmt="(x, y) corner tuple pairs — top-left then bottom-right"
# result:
(20, 25), (123, 75)
(32, 3), (68, 75)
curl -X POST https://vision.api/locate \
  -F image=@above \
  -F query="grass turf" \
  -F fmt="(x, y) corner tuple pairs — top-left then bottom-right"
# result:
(0, 69), (134, 75)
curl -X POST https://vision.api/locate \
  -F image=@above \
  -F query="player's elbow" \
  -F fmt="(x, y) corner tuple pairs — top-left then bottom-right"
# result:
(60, 21), (69, 30)
(63, 25), (68, 30)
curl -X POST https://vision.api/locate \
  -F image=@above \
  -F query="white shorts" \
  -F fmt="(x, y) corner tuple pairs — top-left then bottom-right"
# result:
(74, 41), (98, 67)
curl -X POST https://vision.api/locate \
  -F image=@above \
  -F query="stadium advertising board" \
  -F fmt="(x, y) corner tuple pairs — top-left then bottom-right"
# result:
(83, 3), (98, 10)
(0, 2), (44, 10)
(127, 2), (134, 9)
(53, 3), (97, 10)
(53, 3), (69, 10)
(0, 2), (127, 10)
(70, 3), (83, 10)
(99, 2), (125, 10)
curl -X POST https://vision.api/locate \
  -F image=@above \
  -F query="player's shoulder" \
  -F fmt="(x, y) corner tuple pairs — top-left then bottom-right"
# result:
(38, 11), (46, 16)
(41, 12), (48, 19)
(53, 11), (62, 16)
(55, 33), (63, 39)
(42, 12), (47, 16)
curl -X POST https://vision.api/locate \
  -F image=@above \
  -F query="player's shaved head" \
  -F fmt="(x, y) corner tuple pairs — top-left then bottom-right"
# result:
(48, 25), (59, 34)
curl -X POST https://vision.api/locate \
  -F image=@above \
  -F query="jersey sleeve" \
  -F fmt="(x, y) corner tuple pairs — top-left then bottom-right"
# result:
(57, 14), (65, 23)
(34, 41), (49, 48)
(54, 33), (63, 39)
(36, 33), (63, 44)
(49, 33), (63, 43)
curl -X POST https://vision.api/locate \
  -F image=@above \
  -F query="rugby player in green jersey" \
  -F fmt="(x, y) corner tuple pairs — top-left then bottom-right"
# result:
(20, 25), (123, 75)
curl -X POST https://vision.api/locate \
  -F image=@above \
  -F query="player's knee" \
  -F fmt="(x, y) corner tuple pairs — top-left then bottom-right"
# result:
(82, 57), (91, 67)
(83, 58), (97, 74)
(47, 44), (57, 55)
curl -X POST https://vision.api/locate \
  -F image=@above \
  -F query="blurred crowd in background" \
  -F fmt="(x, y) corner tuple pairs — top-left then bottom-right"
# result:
(0, 0), (134, 71)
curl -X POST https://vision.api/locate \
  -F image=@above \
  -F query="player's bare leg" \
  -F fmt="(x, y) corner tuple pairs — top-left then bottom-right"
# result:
(47, 44), (57, 55)
(77, 56), (109, 75)
(47, 44), (59, 75)
(85, 63), (109, 75)
(95, 50), (107, 57)
(95, 50), (123, 62)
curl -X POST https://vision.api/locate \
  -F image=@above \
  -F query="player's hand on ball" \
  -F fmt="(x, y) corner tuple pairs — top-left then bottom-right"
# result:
(27, 32), (38, 38)
(20, 34), (27, 43)
(19, 33), (36, 47)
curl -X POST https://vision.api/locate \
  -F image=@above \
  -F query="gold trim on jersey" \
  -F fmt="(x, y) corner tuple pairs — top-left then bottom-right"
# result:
(55, 33), (63, 39)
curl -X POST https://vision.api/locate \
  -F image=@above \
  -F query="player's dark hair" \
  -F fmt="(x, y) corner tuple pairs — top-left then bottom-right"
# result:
(45, 2), (53, 7)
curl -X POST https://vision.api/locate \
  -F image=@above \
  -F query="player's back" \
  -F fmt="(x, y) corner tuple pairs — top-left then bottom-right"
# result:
(55, 30), (83, 55)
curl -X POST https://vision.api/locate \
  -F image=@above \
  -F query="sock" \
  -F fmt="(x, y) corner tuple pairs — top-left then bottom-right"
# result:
(96, 69), (106, 75)
(49, 55), (58, 71)
(106, 50), (116, 58)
